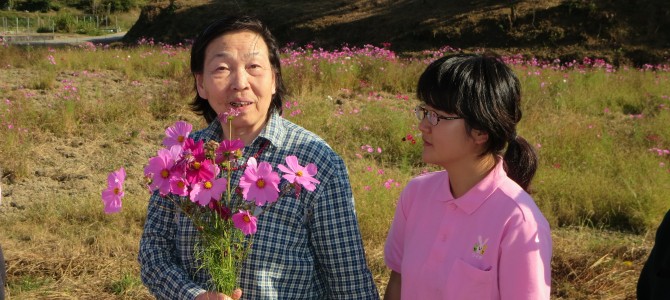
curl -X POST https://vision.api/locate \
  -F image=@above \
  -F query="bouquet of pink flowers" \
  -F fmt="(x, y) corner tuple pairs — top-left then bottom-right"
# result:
(101, 111), (320, 295)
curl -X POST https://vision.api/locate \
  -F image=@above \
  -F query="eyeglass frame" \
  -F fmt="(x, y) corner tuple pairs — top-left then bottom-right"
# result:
(414, 105), (463, 126)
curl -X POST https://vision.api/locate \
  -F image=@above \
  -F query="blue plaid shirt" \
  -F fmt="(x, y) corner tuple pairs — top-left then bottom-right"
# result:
(138, 113), (379, 300)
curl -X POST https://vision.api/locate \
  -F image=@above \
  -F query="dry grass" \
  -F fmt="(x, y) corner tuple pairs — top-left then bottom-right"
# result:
(1, 43), (668, 298)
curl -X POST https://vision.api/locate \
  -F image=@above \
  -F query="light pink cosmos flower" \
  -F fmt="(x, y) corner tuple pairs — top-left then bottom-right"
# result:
(232, 210), (257, 235)
(218, 108), (241, 124)
(189, 176), (227, 206)
(144, 148), (178, 195)
(163, 121), (192, 148)
(239, 157), (280, 206)
(101, 167), (125, 214)
(278, 155), (320, 192)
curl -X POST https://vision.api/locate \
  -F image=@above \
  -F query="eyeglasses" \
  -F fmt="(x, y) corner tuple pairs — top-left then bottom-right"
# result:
(414, 105), (463, 126)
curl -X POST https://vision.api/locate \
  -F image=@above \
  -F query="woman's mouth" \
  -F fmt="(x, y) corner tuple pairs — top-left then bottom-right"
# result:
(230, 101), (252, 108)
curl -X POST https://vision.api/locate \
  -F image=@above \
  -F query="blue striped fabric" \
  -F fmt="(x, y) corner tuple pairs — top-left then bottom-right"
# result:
(138, 113), (379, 299)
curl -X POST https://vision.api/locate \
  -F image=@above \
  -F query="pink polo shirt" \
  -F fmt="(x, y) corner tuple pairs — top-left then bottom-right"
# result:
(385, 160), (552, 299)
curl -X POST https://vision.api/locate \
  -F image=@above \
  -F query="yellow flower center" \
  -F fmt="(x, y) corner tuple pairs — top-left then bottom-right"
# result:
(204, 181), (212, 189)
(113, 187), (120, 195)
(243, 215), (251, 223)
(193, 162), (201, 170)
(296, 171), (303, 177)
(177, 135), (184, 142)
(256, 179), (265, 188)
(177, 181), (185, 188)
(161, 169), (169, 178)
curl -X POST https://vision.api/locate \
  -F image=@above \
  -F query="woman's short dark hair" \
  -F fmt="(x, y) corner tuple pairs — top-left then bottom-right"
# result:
(417, 53), (538, 191)
(189, 15), (286, 124)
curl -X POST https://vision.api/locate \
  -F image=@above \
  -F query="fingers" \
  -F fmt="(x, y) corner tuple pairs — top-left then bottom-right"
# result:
(197, 290), (242, 300)
(231, 288), (243, 300)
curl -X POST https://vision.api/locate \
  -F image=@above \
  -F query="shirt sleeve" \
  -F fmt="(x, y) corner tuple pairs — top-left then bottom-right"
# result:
(138, 191), (207, 300)
(498, 211), (552, 300)
(384, 186), (409, 273)
(309, 155), (380, 300)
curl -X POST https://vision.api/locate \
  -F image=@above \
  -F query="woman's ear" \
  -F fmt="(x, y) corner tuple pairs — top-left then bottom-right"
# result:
(472, 129), (489, 145)
(195, 73), (209, 100)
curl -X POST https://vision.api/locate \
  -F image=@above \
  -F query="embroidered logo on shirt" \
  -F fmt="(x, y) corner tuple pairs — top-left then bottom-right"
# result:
(472, 235), (489, 258)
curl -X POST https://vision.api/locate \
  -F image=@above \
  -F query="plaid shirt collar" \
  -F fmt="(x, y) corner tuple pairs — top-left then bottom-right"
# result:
(203, 111), (285, 148)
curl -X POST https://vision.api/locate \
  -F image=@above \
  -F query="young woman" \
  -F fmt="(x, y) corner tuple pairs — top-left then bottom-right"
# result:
(384, 54), (552, 299)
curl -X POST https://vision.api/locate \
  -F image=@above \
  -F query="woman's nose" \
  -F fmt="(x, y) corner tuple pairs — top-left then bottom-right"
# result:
(418, 117), (431, 133)
(231, 69), (250, 90)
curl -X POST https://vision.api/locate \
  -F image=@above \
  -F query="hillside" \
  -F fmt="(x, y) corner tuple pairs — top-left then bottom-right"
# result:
(123, 0), (670, 66)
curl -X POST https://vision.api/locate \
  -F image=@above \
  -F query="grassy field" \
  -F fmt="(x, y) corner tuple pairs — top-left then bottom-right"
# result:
(0, 40), (668, 299)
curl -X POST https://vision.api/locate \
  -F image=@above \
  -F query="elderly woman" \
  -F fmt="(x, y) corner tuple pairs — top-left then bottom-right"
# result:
(137, 16), (379, 300)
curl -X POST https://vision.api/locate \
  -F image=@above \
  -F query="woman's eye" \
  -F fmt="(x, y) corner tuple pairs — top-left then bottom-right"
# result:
(247, 64), (265, 75)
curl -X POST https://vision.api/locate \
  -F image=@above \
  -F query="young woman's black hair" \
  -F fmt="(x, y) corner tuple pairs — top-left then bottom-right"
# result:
(416, 53), (538, 191)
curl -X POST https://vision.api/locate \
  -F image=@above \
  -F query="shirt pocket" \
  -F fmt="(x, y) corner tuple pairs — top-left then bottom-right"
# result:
(445, 258), (494, 300)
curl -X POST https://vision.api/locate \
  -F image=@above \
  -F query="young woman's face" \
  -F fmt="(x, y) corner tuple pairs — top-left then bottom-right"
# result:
(417, 105), (483, 168)
(195, 30), (276, 133)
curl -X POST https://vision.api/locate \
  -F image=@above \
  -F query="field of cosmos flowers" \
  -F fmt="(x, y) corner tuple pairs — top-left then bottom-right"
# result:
(0, 38), (669, 299)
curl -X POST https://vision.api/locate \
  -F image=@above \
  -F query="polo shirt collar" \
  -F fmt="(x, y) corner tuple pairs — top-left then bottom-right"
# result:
(446, 158), (507, 215)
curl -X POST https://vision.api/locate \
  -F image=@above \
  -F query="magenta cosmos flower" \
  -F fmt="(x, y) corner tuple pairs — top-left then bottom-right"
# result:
(101, 167), (125, 214)
(163, 121), (192, 148)
(144, 148), (179, 195)
(232, 210), (257, 235)
(238, 157), (280, 206)
(208, 200), (232, 220)
(215, 139), (244, 164)
(278, 155), (320, 192)
(181, 138), (205, 163)
(186, 159), (218, 185)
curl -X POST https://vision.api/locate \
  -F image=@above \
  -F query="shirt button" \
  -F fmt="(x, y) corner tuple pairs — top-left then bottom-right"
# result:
(448, 203), (457, 210)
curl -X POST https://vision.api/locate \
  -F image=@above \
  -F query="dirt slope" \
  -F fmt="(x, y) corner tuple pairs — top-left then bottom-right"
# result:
(123, 0), (670, 66)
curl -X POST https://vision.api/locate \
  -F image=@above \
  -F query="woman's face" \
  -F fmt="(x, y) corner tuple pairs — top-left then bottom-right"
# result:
(195, 30), (276, 135)
(418, 105), (485, 168)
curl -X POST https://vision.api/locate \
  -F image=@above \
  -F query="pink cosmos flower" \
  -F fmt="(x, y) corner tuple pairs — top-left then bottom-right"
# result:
(215, 139), (244, 164)
(189, 176), (227, 206)
(144, 148), (178, 195)
(278, 155), (320, 192)
(101, 167), (125, 214)
(232, 210), (257, 235)
(163, 121), (192, 148)
(170, 177), (190, 197)
(239, 157), (280, 206)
